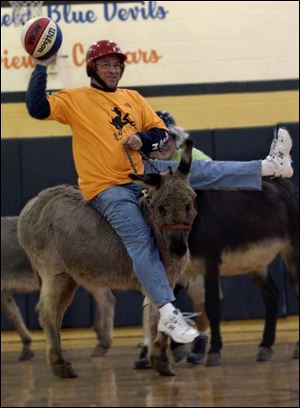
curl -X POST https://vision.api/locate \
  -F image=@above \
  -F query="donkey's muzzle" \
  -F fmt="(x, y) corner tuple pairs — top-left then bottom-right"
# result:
(168, 233), (188, 257)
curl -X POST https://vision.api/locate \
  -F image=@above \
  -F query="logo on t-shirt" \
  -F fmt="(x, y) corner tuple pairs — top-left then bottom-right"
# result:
(110, 107), (136, 140)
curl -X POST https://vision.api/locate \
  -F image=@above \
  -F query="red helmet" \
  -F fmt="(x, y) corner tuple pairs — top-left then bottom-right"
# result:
(86, 40), (127, 77)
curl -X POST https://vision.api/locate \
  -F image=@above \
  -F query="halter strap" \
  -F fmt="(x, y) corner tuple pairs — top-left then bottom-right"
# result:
(124, 144), (160, 175)
(160, 223), (191, 231)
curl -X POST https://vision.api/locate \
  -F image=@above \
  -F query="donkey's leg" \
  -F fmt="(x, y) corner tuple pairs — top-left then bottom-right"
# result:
(36, 272), (78, 378)
(149, 304), (175, 376)
(1, 292), (34, 361)
(169, 283), (191, 363)
(205, 260), (223, 366)
(185, 275), (209, 365)
(251, 269), (279, 362)
(55, 277), (78, 330)
(88, 287), (116, 357)
(134, 299), (152, 369)
(281, 245), (299, 359)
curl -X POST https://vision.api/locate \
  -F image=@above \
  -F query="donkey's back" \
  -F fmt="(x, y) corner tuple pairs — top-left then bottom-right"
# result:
(18, 185), (138, 290)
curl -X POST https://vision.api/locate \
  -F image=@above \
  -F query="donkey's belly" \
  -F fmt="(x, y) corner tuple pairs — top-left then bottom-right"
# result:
(186, 238), (287, 278)
(220, 239), (286, 276)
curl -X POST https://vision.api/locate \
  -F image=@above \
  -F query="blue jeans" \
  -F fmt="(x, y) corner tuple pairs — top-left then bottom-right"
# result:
(91, 183), (175, 308)
(145, 159), (262, 190)
(91, 159), (262, 307)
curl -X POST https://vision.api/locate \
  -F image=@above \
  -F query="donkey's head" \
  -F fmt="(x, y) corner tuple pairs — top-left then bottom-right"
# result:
(131, 139), (197, 258)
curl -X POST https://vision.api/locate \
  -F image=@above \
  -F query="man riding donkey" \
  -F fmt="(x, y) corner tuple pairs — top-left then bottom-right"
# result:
(26, 40), (293, 351)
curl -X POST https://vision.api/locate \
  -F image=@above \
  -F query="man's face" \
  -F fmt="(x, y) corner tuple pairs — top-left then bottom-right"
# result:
(95, 55), (123, 88)
(152, 136), (177, 161)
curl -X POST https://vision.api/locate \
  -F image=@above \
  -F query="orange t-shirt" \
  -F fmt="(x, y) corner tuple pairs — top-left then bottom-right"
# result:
(47, 87), (166, 200)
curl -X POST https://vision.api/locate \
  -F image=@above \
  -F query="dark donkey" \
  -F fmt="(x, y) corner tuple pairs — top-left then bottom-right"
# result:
(17, 140), (197, 378)
(186, 177), (299, 365)
(136, 177), (299, 367)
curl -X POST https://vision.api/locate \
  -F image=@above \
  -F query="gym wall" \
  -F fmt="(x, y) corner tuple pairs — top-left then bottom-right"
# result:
(1, 123), (299, 330)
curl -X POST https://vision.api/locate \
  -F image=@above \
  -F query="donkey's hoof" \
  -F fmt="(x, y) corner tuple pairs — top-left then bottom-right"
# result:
(187, 335), (208, 365)
(186, 352), (205, 365)
(19, 349), (34, 361)
(91, 344), (109, 357)
(151, 357), (175, 376)
(52, 360), (78, 378)
(293, 344), (299, 359)
(206, 352), (222, 366)
(134, 357), (151, 369)
(172, 345), (189, 362)
(134, 345), (151, 369)
(256, 347), (272, 362)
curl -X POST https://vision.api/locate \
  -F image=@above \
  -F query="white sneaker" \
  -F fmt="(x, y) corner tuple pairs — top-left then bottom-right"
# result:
(268, 128), (293, 157)
(158, 308), (200, 343)
(265, 128), (293, 178)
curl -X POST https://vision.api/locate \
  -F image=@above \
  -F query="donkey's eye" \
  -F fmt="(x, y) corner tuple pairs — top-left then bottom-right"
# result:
(158, 205), (166, 216)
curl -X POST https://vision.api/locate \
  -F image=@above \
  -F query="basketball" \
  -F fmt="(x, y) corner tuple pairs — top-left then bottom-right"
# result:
(20, 17), (62, 60)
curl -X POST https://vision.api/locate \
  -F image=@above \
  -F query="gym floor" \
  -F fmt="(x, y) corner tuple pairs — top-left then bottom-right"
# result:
(1, 316), (299, 407)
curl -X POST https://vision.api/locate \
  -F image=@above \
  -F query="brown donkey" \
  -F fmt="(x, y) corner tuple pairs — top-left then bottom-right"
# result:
(17, 140), (197, 378)
(1, 216), (116, 361)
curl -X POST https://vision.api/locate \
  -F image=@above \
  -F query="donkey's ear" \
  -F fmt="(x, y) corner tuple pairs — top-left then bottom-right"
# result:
(177, 139), (193, 177)
(129, 173), (162, 189)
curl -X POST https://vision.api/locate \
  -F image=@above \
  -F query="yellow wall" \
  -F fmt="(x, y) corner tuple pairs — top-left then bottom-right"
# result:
(1, 90), (298, 138)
